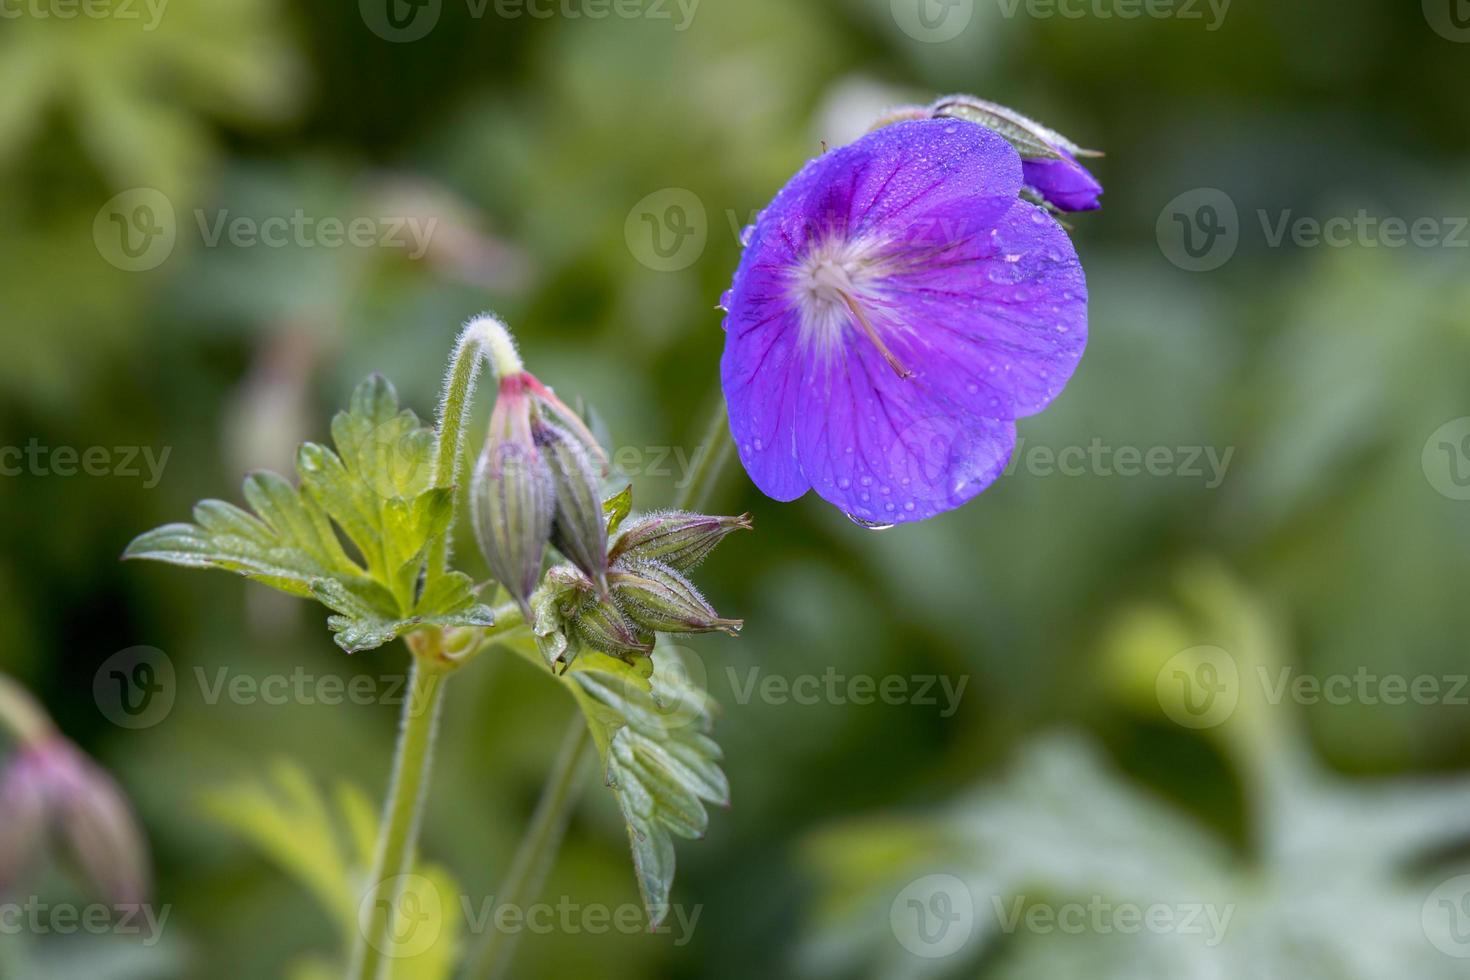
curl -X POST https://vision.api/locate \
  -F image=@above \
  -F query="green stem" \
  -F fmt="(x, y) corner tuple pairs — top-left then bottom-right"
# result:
(462, 396), (735, 980)
(676, 396), (733, 512)
(464, 721), (594, 980)
(349, 657), (448, 980)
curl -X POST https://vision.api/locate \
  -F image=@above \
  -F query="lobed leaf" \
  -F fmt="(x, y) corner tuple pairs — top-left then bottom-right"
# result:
(563, 646), (729, 923)
(125, 375), (492, 653)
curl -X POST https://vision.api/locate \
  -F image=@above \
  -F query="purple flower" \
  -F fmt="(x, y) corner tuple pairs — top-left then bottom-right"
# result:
(719, 119), (1090, 524)
(1022, 151), (1103, 212)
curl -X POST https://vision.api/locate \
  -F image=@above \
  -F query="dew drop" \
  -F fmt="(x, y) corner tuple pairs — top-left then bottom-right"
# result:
(838, 477), (851, 489)
(847, 514), (896, 531)
(740, 224), (756, 247)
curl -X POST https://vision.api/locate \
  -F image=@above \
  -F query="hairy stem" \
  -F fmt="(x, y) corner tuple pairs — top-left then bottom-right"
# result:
(349, 657), (448, 980)
(464, 721), (594, 980)
(431, 315), (524, 580)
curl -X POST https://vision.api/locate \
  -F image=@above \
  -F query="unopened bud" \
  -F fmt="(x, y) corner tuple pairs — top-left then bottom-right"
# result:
(609, 511), (752, 572)
(611, 561), (743, 637)
(534, 565), (653, 670)
(929, 95), (1102, 212)
(0, 736), (150, 906)
(535, 421), (609, 591)
(471, 374), (555, 616)
(573, 589), (655, 661)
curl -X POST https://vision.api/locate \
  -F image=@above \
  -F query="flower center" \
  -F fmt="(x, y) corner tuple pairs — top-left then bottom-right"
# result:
(791, 237), (912, 379)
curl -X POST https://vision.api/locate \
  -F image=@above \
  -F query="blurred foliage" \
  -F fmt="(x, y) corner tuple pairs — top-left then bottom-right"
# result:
(202, 761), (461, 980)
(1, 0), (1468, 976)
(803, 567), (1470, 978)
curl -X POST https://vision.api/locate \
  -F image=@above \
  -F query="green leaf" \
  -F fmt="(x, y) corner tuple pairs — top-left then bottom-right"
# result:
(125, 375), (493, 653)
(562, 645), (728, 924)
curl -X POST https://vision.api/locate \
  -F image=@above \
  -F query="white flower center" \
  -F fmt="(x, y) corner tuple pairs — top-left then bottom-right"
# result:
(789, 236), (912, 378)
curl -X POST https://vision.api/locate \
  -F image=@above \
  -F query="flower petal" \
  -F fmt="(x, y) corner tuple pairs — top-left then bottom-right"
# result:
(872, 197), (1089, 420)
(1022, 153), (1103, 212)
(721, 306), (809, 501)
(794, 341), (1018, 524)
(740, 119), (1024, 268)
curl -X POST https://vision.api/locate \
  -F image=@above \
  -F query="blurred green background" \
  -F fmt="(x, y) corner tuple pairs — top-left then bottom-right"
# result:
(3, 0), (1470, 977)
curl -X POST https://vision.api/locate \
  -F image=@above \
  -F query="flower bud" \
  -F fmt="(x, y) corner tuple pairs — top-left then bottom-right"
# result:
(609, 511), (752, 572)
(0, 737), (151, 906)
(535, 420), (609, 591)
(572, 589), (655, 661)
(929, 95), (1102, 212)
(471, 373), (556, 616)
(534, 565), (653, 671)
(610, 561), (743, 636)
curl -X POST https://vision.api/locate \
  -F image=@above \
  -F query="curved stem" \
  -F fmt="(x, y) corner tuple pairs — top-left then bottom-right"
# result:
(464, 721), (593, 980)
(430, 315), (524, 580)
(349, 657), (448, 980)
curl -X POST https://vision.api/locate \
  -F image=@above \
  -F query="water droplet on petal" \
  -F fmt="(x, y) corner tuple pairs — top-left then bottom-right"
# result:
(718, 289), (733, 311)
(740, 224), (756, 247)
(846, 514), (896, 531)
